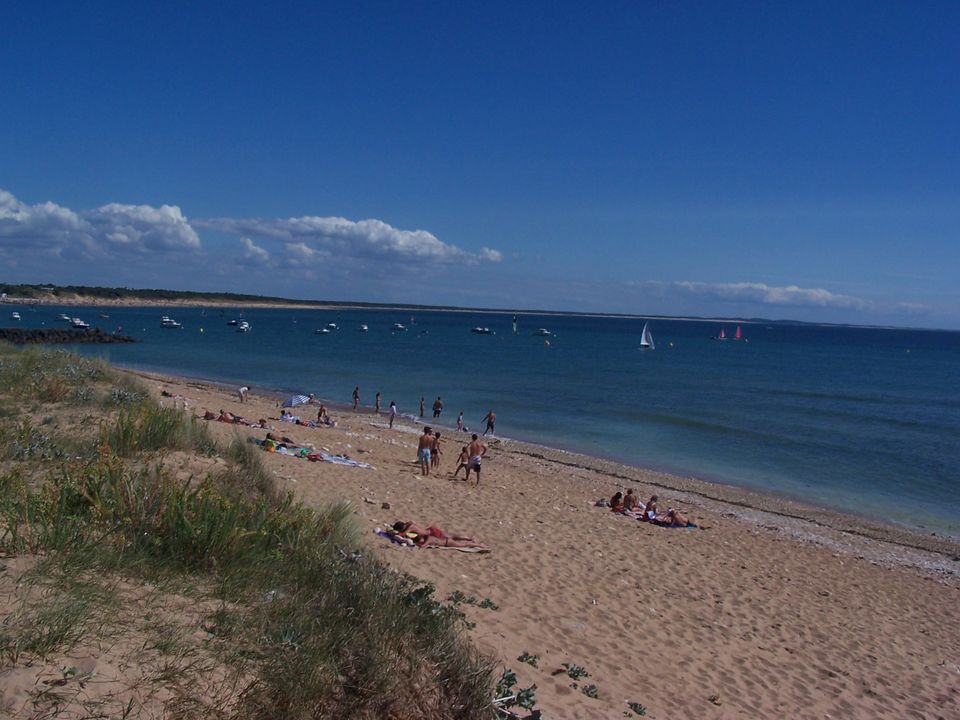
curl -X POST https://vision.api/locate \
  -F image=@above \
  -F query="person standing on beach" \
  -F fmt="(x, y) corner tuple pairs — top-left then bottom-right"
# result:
(238, 384), (250, 403)
(352, 386), (360, 411)
(482, 409), (496, 436)
(419, 396), (425, 417)
(452, 445), (469, 478)
(432, 396), (443, 418)
(456, 411), (464, 432)
(431, 431), (443, 470)
(464, 434), (488, 485)
(417, 427), (433, 475)
(388, 400), (397, 428)
(375, 392), (381, 415)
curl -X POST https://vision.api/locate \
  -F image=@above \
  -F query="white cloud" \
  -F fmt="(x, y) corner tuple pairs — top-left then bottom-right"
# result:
(0, 189), (200, 257)
(83, 203), (200, 252)
(196, 214), (500, 264)
(240, 237), (270, 262)
(669, 281), (869, 310)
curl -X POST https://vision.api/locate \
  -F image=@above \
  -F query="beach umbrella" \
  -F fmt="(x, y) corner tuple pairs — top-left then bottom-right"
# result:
(281, 394), (311, 408)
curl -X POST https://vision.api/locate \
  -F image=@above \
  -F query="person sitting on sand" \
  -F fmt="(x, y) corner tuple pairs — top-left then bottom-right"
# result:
(392, 521), (488, 550)
(610, 491), (624, 512)
(642, 495), (659, 521)
(623, 488), (639, 512)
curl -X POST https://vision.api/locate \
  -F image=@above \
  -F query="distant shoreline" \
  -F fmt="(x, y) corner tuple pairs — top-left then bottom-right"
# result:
(3, 293), (950, 331)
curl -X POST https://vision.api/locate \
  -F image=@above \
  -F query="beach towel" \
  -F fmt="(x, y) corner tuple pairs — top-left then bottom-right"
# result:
(309, 451), (373, 468)
(374, 528), (415, 547)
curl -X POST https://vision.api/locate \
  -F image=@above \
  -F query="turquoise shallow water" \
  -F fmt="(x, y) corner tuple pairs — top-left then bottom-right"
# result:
(23, 305), (960, 538)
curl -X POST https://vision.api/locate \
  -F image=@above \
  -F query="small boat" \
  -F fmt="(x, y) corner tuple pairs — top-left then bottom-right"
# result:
(359, 324), (369, 332)
(734, 325), (744, 341)
(392, 323), (407, 331)
(160, 316), (182, 329)
(640, 321), (655, 350)
(315, 327), (331, 335)
(327, 322), (338, 330)
(227, 319), (239, 326)
(533, 328), (552, 336)
(512, 314), (518, 335)
(471, 327), (495, 335)
(10, 311), (20, 321)
(58, 313), (72, 321)
(715, 327), (728, 341)
(71, 318), (90, 329)
(99, 312), (110, 318)
(236, 321), (251, 333)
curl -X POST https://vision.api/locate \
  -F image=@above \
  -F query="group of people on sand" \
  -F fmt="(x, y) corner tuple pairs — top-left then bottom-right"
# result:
(417, 427), (489, 484)
(390, 521), (489, 551)
(609, 489), (692, 527)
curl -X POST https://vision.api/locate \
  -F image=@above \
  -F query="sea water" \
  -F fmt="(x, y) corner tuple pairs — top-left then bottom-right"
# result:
(28, 305), (960, 538)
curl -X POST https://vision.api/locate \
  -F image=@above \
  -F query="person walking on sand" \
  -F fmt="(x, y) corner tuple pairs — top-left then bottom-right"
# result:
(352, 386), (360, 411)
(375, 391), (381, 415)
(464, 434), (488, 485)
(419, 396), (425, 418)
(417, 427), (433, 475)
(452, 445), (470, 478)
(482, 409), (496, 436)
(238, 384), (250, 403)
(432, 396), (443, 418)
(388, 400), (397, 428)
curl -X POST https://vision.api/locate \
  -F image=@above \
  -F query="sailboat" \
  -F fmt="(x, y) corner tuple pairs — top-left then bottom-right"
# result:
(640, 322), (655, 350)
(715, 327), (727, 341)
(734, 325), (743, 341)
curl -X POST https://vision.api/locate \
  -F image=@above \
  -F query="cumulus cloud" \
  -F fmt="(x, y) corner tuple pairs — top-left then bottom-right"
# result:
(240, 237), (270, 263)
(0, 189), (200, 257)
(196, 214), (501, 265)
(669, 281), (869, 310)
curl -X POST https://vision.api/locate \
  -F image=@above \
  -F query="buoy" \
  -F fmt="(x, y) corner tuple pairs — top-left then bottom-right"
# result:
(200, 327), (204, 333)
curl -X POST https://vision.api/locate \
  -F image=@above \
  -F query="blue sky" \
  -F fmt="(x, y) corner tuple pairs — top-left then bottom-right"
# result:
(2, 1), (958, 327)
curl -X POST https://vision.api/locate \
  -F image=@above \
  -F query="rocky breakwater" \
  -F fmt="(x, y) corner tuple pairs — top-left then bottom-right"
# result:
(0, 328), (137, 344)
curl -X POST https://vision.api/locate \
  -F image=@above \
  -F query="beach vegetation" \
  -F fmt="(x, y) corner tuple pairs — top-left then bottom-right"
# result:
(517, 651), (540, 668)
(627, 700), (648, 715)
(562, 662), (590, 680)
(0, 346), (497, 718)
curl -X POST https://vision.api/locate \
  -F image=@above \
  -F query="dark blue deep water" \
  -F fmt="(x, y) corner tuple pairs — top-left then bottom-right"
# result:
(24, 305), (960, 538)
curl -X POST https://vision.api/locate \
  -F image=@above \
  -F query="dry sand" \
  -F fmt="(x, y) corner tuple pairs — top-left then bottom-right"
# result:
(143, 372), (960, 719)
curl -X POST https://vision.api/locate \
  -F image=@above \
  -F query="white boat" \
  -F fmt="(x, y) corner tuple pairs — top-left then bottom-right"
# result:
(327, 322), (338, 330)
(471, 327), (495, 335)
(533, 328), (552, 336)
(227, 319), (239, 326)
(392, 323), (407, 331)
(71, 318), (90, 329)
(236, 321), (251, 333)
(639, 321), (655, 350)
(359, 324), (369, 332)
(58, 313), (72, 321)
(10, 311), (20, 321)
(160, 316), (182, 328)
(315, 327), (330, 335)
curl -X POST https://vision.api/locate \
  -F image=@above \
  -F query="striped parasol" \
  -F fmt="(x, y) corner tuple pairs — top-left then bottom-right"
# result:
(281, 394), (312, 408)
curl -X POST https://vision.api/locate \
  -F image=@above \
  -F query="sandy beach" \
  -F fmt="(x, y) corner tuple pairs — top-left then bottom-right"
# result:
(135, 370), (960, 719)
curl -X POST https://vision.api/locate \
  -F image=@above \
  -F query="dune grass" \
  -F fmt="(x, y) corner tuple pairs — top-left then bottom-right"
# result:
(0, 344), (496, 718)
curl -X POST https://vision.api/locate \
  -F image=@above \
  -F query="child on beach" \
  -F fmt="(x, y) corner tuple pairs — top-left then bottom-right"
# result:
(431, 431), (443, 469)
(452, 445), (470, 478)
(388, 400), (397, 428)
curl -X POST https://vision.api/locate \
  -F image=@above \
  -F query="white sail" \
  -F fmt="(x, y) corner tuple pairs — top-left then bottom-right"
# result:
(640, 322), (655, 350)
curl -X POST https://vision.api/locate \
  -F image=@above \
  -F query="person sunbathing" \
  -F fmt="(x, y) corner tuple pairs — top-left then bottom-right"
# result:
(622, 488), (639, 512)
(652, 508), (691, 527)
(391, 521), (488, 550)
